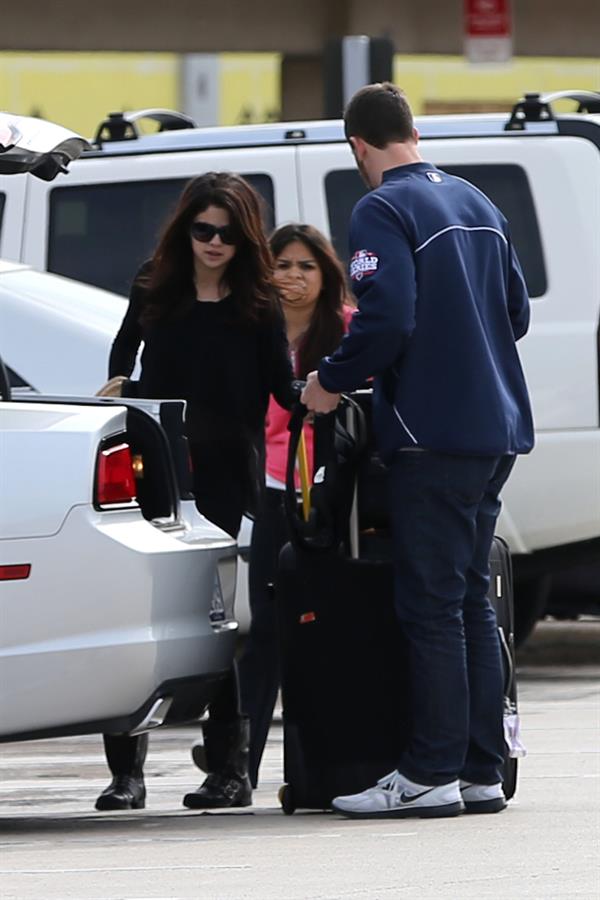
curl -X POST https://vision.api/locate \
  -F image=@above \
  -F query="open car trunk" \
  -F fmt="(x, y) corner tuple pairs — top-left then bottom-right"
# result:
(13, 392), (193, 525)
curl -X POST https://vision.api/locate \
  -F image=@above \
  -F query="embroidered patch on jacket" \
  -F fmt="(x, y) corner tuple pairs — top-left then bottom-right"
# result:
(426, 171), (443, 183)
(350, 249), (379, 281)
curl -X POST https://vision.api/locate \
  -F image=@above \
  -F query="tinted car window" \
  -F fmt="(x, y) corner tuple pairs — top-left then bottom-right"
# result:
(325, 164), (546, 297)
(325, 170), (366, 265)
(48, 174), (275, 296)
(0, 192), (5, 239)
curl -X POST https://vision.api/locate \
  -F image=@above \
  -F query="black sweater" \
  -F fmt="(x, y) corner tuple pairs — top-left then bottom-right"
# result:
(109, 273), (296, 446)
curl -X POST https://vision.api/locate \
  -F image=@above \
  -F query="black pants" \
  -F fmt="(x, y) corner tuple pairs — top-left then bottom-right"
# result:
(238, 488), (289, 787)
(102, 444), (245, 779)
(102, 667), (242, 777)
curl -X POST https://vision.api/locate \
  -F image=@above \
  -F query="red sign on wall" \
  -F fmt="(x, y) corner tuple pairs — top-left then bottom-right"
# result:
(464, 0), (513, 62)
(465, 0), (511, 37)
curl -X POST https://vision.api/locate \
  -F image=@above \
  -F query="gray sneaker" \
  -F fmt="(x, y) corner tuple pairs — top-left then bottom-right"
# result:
(332, 770), (464, 819)
(460, 781), (507, 814)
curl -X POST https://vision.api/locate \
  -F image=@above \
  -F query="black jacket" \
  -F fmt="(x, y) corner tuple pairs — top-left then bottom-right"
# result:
(109, 266), (296, 514)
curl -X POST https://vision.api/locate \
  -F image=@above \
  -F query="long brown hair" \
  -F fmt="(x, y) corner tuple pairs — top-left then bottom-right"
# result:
(270, 224), (353, 379)
(141, 172), (275, 324)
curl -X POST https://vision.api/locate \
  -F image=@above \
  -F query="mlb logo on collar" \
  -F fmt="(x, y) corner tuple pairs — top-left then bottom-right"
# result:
(426, 171), (443, 183)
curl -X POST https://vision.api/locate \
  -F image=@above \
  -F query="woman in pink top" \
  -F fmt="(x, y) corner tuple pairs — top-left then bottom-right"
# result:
(238, 224), (354, 787)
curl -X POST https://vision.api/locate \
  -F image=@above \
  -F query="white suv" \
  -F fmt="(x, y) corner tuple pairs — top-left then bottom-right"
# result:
(1, 93), (599, 640)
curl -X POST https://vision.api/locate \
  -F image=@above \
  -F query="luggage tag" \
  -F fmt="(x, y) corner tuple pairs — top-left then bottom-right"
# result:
(498, 625), (526, 758)
(503, 711), (527, 759)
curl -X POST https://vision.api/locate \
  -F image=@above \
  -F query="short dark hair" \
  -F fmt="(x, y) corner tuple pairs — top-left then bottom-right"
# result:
(344, 82), (414, 148)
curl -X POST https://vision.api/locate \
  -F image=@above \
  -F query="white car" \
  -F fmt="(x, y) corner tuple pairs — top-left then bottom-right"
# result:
(0, 258), (128, 395)
(0, 113), (242, 745)
(0, 386), (240, 741)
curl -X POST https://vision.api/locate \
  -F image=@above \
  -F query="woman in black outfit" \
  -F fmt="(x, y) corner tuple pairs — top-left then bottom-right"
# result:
(96, 172), (295, 812)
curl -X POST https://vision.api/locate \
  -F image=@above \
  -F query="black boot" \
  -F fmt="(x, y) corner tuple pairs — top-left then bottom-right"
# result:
(95, 733), (148, 811)
(183, 717), (252, 809)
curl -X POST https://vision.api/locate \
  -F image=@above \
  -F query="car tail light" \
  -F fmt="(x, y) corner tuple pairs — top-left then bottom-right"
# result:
(96, 442), (137, 506)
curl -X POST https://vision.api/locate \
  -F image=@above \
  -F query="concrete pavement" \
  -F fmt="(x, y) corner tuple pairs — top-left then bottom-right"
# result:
(0, 620), (599, 900)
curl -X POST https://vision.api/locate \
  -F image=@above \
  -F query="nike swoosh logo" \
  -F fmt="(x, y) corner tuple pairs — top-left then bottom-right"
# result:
(399, 788), (434, 803)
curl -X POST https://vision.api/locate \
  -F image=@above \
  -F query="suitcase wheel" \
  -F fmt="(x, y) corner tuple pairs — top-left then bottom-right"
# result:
(278, 783), (296, 815)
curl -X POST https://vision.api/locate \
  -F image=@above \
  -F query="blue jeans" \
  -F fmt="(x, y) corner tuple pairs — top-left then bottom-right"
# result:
(389, 450), (516, 786)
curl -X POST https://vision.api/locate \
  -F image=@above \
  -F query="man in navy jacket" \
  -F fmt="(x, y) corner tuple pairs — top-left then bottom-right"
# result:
(301, 83), (534, 819)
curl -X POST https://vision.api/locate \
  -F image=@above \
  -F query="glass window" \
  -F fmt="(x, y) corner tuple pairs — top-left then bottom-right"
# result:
(48, 174), (275, 296)
(325, 170), (367, 264)
(0, 192), (5, 239)
(325, 163), (546, 297)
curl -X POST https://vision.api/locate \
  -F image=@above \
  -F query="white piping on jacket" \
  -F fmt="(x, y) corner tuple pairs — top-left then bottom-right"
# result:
(393, 404), (418, 444)
(415, 225), (508, 254)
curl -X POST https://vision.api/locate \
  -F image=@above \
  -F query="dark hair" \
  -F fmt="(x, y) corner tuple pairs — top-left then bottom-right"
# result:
(344, 82), (414, 149)
(270, 224), (353, 379)
(140, 172), (275, 323)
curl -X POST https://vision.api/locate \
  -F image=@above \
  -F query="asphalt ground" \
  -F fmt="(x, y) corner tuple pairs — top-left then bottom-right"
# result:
(0, 618), (598, 900)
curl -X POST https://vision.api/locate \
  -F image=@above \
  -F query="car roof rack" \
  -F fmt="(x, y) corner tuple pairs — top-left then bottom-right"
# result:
(505, 90), (600, 131)
(93, 108), (197, 147)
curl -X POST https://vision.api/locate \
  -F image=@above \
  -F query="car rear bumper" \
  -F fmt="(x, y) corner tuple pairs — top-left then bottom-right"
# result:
(0, 504), (238, 737)
(0, 672), (229, 743)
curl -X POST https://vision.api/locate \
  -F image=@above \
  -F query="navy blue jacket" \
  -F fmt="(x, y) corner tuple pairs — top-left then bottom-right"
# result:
(318, 162), (534, 460)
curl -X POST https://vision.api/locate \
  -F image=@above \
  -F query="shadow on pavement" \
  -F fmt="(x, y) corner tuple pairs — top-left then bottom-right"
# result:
(516, 617), (600, 666)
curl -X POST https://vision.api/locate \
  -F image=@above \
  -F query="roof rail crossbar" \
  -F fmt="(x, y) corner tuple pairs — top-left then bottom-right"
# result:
(93, 108), (196, 147)
(540, 90), (600, 114)
(505, 93), (554, 131)
(505, 90), (600, 130)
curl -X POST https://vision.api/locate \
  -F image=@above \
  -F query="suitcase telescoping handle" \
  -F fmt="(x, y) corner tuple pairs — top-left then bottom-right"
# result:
(297, 428), (311, 522)
(285, 401), (312, 526)
(285, 396), (367, 553)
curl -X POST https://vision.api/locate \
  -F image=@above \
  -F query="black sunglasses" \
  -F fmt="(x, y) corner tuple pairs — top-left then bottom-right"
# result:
(190, 221), (238, 245)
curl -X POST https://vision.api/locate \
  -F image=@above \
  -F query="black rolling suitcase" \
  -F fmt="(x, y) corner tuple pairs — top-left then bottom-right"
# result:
(277, 397), (522, 815)
(488, 534), (523, 802)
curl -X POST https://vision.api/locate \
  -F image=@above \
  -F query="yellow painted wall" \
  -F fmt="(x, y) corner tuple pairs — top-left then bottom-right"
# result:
(219, 53), (281, 124)
(394, 55), (600, 114)
(0, 51), (282, 133)
(1, 51), (597, 135)
(0, 53), (178, 137)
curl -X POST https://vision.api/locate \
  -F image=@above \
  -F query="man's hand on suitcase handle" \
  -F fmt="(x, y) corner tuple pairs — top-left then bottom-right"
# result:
(301, 371), (341, 414)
